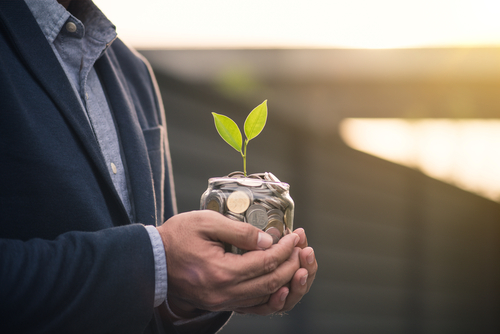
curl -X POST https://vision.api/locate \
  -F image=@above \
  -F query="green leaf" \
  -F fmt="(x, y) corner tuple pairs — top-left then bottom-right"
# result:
(244, 100), (268, 142)
(212, 112), (242, 153)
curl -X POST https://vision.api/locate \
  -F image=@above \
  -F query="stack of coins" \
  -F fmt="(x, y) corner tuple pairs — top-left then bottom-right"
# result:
(200, 172), (294, 254)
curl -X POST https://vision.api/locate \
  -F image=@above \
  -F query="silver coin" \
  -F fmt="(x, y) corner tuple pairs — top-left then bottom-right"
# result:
(248, 173), (265, 179)
(219, 187), (239, 196)
(261, 196), (287, 211)
(264, 172), (280, 183)
(245, 204), (268, 229)
(237, 178), (263, 187)
(227, 171), (245, 178)
(251, 187), (273, 196)
(254, 199), (274, 211)
(225, 211), (245, 221)
(267, 208), (284, 220)
(266, 182), (289, 195)
(263, 172), (289, 194)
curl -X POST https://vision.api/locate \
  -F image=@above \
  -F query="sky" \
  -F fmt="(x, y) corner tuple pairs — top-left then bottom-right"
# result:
(94, 0), (500, 49)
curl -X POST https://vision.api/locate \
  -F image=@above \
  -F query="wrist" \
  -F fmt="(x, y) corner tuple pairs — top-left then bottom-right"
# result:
(166, 294), (209, 320)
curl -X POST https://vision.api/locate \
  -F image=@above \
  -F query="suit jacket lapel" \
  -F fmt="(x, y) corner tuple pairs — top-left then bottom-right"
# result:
(0, 2), (126, 222)
(95, 51), (157, 227)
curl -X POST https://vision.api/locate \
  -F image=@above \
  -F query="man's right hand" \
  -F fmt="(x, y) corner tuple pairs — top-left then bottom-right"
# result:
(156, 210), (301, 317)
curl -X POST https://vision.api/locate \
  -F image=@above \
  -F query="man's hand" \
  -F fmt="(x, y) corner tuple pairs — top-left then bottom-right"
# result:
(156, 210), (301, 316)
(233, 227), (318, 315)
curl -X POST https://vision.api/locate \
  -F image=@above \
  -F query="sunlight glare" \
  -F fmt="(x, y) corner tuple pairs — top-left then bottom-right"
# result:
(93, 0), (500, 48)
(340, 119), (500, 202)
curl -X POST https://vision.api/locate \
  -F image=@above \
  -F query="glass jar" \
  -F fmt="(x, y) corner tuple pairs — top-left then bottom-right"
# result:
(200, 172), (294, 254)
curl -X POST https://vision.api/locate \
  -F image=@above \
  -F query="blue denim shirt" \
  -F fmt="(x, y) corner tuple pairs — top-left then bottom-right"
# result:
(24, 0), (167, 308)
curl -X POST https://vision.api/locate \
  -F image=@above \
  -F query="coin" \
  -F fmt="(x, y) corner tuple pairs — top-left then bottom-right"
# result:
(284, 206), (294, 230)
(263, 172), (289, 194)
(255, 199), (274, 211)
(251, 187), (273, 197)
(261, 196), (287, 211)
(265, 227), (282, 244)
(206, 199), (221, 212)
(267, 208), (284, 221)
(225, 211), (245, 221)
(237, 178), (263, 187)
(264, 172), (280, 183)
(245, 204), (268, 229)
(227, 171), (245, 178)
(227, 190), (251, 213)
(203, 190), (225, 214)
(211, 177), (237, 188)
(265, 218), (284, 235)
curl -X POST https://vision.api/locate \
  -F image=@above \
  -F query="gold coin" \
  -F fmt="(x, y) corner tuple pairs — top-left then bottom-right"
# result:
(227, 190), (251, 213)
(265, 218), (284, 235)
(265, 227), (281, 244)
(284, 207), (293, 230)
(206, 199), (220, 212)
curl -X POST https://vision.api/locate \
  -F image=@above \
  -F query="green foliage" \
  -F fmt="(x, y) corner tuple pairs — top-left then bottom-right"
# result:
(212, 113), (242, 152)
(212, 100), (268, 176)
(244, 100), (267, 141)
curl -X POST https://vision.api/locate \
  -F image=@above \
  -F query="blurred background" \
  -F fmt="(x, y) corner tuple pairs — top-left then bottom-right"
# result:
(96, 1), (500, 332)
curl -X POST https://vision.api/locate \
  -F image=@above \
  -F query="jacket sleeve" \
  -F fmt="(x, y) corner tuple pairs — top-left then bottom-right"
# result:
(0, 224), (157, 334)
(122, 46), (234, 334)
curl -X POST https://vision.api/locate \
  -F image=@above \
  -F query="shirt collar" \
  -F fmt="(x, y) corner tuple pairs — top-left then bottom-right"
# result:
(24, 0), (117, 47)
(25, 0), (70, 44)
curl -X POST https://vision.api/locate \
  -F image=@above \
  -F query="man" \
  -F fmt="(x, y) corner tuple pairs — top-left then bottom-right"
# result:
(0, 0), (317, 333)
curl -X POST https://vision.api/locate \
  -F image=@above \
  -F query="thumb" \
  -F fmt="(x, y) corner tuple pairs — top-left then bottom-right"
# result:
(203, 211), (274, 251)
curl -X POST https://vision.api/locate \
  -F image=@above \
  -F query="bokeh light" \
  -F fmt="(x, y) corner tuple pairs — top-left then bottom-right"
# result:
(340, 119), (500, 201)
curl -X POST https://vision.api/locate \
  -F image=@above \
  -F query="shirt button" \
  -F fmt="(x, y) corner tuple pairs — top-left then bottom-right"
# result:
(111, 163), (117, 174)
(85, 93), (89, 100)
(66, 21), (77, 33)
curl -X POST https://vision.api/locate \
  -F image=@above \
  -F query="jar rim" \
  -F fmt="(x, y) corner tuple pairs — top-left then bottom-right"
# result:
(207, 176), (290, 189)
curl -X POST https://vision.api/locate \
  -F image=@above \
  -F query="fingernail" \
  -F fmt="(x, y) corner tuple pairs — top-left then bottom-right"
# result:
(257, 231), (273, 249)
(307, 250), (315, 264)
(280, 289), (289, 301)
(300, 273), (308, 286)
(293, 234), (299, 246)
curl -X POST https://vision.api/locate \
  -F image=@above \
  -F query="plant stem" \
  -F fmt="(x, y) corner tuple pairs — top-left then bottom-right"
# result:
(242, 139), (249, 176)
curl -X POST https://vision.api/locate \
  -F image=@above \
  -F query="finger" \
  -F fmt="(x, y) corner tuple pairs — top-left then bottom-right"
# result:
(293, 228), (308, 249)
(198, 247), (299, 312)
(272, 247), (317, 313)
(280, 267), (309, 312)
(222, 246), (300, 303)
(201, 210), (274, 251)
(299, 247), (318, 293)
(225, 233), (299, 282)
(233, 286), (289, 316)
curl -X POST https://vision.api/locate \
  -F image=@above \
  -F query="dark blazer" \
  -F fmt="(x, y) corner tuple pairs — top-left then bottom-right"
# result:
(0, 2), (228, 333)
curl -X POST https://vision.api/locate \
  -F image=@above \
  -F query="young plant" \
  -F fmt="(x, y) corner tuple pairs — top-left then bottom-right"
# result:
(212, 100), (268, 177)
